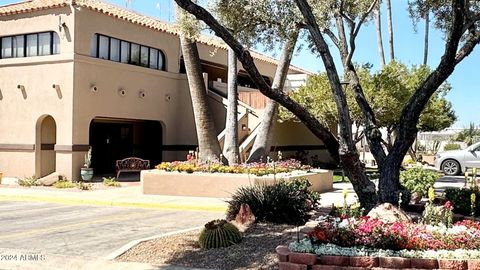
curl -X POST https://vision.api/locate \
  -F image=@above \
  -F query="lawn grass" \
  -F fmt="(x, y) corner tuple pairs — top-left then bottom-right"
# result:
(333, 168), (379, 183)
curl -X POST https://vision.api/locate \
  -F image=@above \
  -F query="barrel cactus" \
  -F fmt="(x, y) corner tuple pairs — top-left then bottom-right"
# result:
(198, 219), (242, 249)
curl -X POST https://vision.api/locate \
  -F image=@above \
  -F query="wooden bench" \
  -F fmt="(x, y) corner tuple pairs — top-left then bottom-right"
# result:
(115, 157), (150, 179)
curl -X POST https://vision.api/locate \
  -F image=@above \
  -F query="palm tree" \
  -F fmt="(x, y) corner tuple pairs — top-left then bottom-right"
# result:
(423, 10), (430, 65)
(247, 30), (299, 163)
(177, 4), (223, 161)
(223, 47), (240, 164)
(386, 0), (395, 61)
(374, 4), (386, 68)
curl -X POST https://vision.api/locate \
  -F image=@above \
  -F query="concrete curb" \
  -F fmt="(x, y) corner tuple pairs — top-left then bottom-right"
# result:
(105, 226), (203, 260)
(0, 195), (227, 212)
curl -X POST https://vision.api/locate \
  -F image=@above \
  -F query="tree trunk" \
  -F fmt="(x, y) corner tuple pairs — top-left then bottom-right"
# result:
(423, 12), (430, 66)
(341, 151), (378, 211)
(377, 156), (406, 205)
(408, 146), (417, 162)
(180, 35), (223, 161)
(223, 47), (240, 164)
(386, 0), (395, 61)
(374, 7), (386, 68)
(247, 30), (299, 163)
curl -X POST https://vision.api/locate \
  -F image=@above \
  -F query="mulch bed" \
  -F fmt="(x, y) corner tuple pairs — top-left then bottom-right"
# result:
(117, 223), (300, 269)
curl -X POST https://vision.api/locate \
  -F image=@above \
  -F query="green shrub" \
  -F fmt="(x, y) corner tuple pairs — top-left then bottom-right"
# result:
(444, 143), (461, 151)
(445, 187), (480, 216)
(400, 167), (439, 197)
(18, 176), (39, 187)
(330, 203), (364, 218)
(53, 180), (76, 189)
(198, 219), (242, 249)
(226, 178), (319, 225)
(102, 177), (121, 187)
(421, 202), (453, 227)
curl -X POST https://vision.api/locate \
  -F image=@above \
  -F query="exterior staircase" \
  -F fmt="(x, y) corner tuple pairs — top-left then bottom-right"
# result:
(207, 80), (262, 161)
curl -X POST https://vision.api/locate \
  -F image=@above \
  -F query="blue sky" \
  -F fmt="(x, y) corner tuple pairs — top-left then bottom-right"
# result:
(2, 0), (478, 127)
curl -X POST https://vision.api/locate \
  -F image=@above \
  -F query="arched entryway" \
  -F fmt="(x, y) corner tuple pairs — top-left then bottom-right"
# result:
(89, 118), (163, 175)
(35, 115), (57, 178)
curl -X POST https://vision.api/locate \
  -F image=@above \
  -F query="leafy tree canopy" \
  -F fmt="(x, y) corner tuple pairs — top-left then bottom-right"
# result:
(279, 61), (456, 133)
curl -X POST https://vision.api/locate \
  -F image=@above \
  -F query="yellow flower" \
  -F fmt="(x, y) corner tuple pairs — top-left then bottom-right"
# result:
(473, 168), (478, 177)
(428, 187), (435, 202)
(342, 188), (348, 200)
(472, 193), (477, 205)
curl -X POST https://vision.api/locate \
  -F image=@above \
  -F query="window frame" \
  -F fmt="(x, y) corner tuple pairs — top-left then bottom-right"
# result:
(92, 33), (166, 71)
(0, 31), (59, 59)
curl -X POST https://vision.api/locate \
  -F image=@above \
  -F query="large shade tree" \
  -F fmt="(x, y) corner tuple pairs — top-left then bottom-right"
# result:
(279, 62), (457, 157)
(174, 0), (480, 209)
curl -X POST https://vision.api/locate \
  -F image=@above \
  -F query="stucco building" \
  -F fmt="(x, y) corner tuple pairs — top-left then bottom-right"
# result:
(0, 0), (332, 181)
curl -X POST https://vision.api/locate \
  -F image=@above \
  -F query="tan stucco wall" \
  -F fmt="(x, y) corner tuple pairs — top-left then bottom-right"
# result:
(142, 170), (333, 198)
(0, 4), (315, 180)
(272, 121), (334, 164)
(0, 6), (75, 178)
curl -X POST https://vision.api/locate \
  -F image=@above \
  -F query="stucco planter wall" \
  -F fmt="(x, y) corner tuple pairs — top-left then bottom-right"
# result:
(141, 169), (333, 198)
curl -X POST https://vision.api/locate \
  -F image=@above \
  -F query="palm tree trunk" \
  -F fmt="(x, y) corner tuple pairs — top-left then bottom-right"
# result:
(223, 47), (240, 164)
(386, 0), (395, 61)
(247, 30), (299, 163)
(180, 35), (223, 161)
(375, 7), (386, 68)
(423, 12), (429, 65)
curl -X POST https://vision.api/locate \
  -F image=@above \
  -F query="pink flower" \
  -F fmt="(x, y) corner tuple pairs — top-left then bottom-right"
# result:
(444, 201), (454, 210)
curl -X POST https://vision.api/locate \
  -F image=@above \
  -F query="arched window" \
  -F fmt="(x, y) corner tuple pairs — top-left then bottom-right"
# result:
(1, 31), (60, 59)
(91, 33), (166, 71)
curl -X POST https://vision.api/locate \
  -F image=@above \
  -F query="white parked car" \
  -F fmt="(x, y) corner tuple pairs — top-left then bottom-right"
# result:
(435, 142), (480, 175)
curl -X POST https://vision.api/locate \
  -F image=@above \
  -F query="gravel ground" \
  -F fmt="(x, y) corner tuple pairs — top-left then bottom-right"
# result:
(117, 223), (299, 269)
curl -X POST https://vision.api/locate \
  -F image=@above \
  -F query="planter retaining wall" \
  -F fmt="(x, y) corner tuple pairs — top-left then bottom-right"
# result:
(141, 169), (333, 198)
(276, 245), (480, 270)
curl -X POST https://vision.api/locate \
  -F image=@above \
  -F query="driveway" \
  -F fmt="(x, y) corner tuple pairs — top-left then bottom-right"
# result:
(0, 201), (222, 258)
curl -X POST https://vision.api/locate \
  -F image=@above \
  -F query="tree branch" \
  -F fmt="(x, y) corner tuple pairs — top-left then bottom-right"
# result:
(294, 0), (357, 153)
(392, 0), (469, 165)
(173, 0), (341, 162)
(346, 0), (377, 65)
(455, 31), (480, 64)
(322, 28), (340, 49)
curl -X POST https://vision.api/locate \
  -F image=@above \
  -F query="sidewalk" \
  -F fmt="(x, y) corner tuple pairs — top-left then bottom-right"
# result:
(318, 175), (465, 207)
(0, 184), (227, 212)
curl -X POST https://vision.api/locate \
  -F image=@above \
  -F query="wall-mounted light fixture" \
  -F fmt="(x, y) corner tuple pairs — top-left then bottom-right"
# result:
(241, 124), (247, 131)
(17, 85), (25, 91)
(90, 85), (98, 93)
(138, 90), (146, 99)
(165, 94), (171, 102)
(53, 84), (62, 99)
(58, 16), (67, 32)
(118, 88), (126, 97)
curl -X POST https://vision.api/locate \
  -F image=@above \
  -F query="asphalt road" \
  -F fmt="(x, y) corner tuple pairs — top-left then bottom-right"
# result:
(0, 201), (222, 258)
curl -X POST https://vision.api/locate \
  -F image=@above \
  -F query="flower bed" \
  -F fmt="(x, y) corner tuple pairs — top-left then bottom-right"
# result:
(143, 158), (332, 198)
(155, 158), (311, 176)
(277, 215), (480, 269)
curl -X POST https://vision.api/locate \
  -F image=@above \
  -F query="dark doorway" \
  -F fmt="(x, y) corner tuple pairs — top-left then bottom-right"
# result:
(89, 118), (162, 175)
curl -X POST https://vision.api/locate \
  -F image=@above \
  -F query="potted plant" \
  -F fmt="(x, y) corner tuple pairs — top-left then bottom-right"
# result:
(80, 147), (93, 181)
